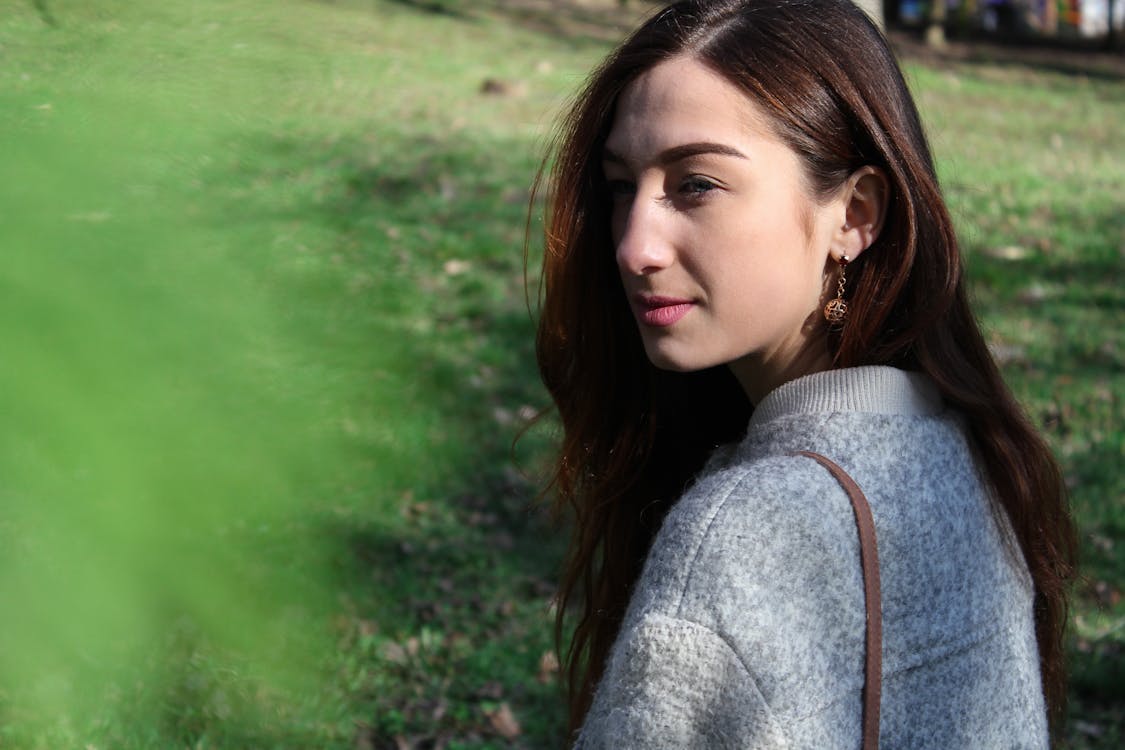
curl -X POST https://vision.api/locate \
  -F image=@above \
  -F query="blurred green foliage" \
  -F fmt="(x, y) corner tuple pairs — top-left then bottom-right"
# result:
(0, 4), (345, 741)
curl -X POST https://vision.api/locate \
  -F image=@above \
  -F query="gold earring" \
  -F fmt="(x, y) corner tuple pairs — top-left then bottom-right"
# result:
(823, 255), (849, 326)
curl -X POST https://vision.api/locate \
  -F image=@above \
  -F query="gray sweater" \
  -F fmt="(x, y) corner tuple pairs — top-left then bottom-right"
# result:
(577, 366), (1047, 749)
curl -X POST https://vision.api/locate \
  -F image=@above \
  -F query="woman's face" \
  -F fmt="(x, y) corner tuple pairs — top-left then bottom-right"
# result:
(603, 56), (848, 402)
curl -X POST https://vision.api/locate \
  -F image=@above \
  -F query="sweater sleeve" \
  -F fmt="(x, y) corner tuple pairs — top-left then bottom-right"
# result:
(576, 612), (790, 750)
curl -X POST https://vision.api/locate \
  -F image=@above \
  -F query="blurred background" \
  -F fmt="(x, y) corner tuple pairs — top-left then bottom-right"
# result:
(0, 0), (1121, 747)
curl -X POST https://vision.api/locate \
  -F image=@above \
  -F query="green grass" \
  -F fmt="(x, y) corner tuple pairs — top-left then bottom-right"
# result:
(0, 1), (1121, 747)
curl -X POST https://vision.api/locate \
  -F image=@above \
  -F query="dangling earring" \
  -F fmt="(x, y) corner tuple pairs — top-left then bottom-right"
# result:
(823, 255), (850, 326)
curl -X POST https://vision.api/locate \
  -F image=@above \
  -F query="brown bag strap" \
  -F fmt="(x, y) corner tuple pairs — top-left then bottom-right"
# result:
(795, 450), (882, 750)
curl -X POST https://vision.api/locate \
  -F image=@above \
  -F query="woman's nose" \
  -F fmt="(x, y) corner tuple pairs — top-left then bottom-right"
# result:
(614, 200), (673, 276)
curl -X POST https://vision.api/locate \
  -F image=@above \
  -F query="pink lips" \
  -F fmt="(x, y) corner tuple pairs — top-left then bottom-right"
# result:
(635, 295), (695, 327)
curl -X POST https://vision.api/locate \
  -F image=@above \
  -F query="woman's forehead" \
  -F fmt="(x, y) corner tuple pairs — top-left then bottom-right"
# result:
(605, 57), (777, 164)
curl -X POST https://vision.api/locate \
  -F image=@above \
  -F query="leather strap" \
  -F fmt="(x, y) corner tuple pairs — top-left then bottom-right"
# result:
(795, 450), (882, 750)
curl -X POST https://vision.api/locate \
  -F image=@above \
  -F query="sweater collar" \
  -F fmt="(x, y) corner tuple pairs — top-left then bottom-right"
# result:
(748, 366), (943, 429)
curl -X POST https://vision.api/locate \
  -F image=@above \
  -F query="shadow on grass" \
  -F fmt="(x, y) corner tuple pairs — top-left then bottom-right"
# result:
(316, 0), (653, 46)
(211, 127), (568, 746)
(1070, 642), (1125, 747)
(473, 0), (655, 46)
(382, 0), (473, 19)
(327, 475), (564, 745)
(29, 0), (58, 27)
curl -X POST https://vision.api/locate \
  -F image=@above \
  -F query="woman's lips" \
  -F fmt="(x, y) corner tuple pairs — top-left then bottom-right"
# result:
(635, 295), (695, 327)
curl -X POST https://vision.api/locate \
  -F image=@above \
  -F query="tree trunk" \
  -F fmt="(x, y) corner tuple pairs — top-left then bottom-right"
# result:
(1108, 0), (1119, 50)
(853, 0), (886, 28)
(926, 0), (947, 47)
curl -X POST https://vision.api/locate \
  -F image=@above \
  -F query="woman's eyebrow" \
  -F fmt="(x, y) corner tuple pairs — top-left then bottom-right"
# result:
(602, 141), (748, 166)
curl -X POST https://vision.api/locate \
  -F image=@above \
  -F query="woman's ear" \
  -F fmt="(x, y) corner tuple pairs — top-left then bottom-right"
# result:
(831, 166), (888, 262)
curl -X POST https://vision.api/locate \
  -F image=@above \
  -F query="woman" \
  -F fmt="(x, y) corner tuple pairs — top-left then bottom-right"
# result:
(533, 0), (1076, 746)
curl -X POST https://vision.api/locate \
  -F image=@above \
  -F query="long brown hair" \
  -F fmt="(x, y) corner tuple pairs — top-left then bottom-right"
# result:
(533, 0), (1076, 735)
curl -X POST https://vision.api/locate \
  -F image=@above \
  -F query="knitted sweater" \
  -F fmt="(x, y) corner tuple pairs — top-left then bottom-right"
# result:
(576, 366), (1047, 749)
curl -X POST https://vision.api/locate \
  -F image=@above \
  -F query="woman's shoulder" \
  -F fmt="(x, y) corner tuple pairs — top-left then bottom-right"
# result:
(669, 451), (853, 546)
(626, 452), (863, 621)
(616, 452), (872, 718)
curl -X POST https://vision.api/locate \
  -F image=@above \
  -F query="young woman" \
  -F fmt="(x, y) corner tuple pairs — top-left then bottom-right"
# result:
(533, 0), (1076, 746)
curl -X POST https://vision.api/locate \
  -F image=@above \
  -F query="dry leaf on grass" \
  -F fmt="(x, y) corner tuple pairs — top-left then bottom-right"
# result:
(381, 641), (408, 665)
(486, 701), (522, 739)
(538, 650), (559, 684)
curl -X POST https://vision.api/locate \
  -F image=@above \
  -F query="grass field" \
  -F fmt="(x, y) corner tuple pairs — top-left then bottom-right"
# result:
(1, 0), (1121, 747)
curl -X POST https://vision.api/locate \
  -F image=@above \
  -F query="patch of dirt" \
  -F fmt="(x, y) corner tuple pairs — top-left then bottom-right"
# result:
(888, 28), (1125, 81)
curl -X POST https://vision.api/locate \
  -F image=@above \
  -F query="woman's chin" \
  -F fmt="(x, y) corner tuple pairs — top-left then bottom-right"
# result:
(642, 344), (712, 374)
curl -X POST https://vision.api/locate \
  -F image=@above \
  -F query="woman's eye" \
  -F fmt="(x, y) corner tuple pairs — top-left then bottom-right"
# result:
(680, 176), (718, 196)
